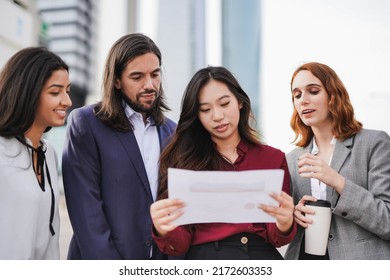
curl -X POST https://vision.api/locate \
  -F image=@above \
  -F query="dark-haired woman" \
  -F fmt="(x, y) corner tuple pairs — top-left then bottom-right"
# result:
(150, 66), (296, 260)
(0, 47), (72, 259)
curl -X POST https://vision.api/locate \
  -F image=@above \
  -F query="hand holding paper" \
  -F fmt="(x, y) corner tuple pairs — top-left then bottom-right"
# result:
(150, 198), (185, 236)
(258, 191), (295, 233)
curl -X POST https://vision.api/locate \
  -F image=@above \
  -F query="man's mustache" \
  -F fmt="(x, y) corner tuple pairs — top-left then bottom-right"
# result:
(140, 89), (158, 95)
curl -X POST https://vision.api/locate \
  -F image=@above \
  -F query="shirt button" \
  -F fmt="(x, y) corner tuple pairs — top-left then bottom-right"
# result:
(241, 236), (248, 244)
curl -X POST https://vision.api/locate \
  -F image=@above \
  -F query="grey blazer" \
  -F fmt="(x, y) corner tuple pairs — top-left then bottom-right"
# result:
(284, 129), (390, 259)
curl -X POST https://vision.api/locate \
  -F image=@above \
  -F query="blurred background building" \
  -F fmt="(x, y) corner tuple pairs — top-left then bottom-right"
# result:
(0, 0), (39, 64)
(1, 0), (390, 259)
(3, 0), (390, 155)
(37, 0), (99, 110)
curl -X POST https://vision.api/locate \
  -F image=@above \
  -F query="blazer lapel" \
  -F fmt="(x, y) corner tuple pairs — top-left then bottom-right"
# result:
(157, 123), (171, 151)
(115, 130), (152, 198)
(327, 136), (353, 204)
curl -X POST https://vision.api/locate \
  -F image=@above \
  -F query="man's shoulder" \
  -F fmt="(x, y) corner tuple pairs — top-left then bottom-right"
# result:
(70, 103), (96, 117)
(162, 116), (176, 127)
(156, 116), (176, 140)
(68, 103), (100, 125)
(67, 103), (106, 134)
(159, 116), (176, 131)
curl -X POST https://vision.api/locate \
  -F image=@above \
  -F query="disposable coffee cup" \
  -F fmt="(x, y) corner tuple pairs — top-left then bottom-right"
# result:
(304, 200), (332, 255)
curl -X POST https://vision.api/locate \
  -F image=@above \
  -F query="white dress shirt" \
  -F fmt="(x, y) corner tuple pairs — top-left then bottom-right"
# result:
(310, 137), (336, 200)
(124, 105), (160, 201)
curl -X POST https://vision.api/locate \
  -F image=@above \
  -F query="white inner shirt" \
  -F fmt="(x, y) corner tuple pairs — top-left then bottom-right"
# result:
(310, 136), (336, 200)
(125, 104), (160, 201)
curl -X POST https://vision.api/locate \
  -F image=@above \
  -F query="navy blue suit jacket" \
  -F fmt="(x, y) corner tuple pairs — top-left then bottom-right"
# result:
(62, 104), (176, 259)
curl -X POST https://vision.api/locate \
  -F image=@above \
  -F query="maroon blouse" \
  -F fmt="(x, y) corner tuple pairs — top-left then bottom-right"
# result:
(153, 140), (297, 256)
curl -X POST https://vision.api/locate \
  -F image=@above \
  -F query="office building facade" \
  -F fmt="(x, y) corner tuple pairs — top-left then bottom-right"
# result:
(37, 0), (99, 110)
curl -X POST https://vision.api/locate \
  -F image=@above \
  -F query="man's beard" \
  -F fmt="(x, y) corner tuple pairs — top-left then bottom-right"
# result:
(121, 90), (159, 114)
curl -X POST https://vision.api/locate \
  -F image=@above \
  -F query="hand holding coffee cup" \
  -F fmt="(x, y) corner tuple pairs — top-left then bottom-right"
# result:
(293, 195), (317, 228)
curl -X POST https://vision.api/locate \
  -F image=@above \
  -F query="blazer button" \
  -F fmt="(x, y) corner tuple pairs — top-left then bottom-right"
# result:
(328, 233), (334, 240)
(146, 240), (151, 246)
(341, 212), (347, 217)
(241, 236), (248, 244)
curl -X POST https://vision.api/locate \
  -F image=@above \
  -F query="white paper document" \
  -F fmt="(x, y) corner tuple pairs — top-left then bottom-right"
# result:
(167, 168), (285, 225)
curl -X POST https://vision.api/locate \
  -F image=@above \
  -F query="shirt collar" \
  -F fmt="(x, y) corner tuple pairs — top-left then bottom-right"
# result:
(312, 136), (336, 155)
(236, 139), (249, 156)
(123, 100), (155, 125)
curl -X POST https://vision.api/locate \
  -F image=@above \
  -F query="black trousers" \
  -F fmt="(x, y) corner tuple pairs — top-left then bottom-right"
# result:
(185, 233), (284, 260)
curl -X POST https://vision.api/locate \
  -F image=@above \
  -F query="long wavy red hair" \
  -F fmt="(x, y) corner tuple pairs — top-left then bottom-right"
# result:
(290, 62), (362, 147)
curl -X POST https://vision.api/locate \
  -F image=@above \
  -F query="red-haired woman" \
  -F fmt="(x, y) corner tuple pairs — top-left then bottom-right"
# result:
(284, 62), (390, 259)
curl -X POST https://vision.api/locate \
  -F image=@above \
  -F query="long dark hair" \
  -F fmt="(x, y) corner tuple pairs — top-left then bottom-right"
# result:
(95, 33), (170, 131)
(158, 66), (260, 199)
(0, 47), (69, 137)
(290, 62), (362, 147)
